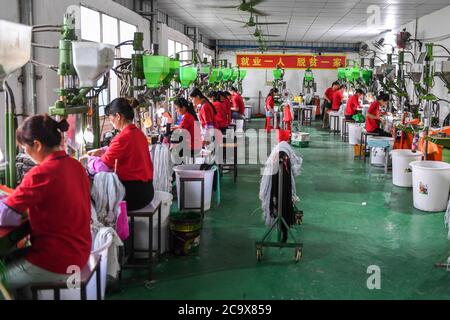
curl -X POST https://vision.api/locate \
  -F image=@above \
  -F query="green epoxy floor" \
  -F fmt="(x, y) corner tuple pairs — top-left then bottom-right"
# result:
(110, 120), (450, 300)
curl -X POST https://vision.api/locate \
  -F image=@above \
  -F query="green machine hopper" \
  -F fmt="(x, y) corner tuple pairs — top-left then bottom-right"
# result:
(361, 69), (373, 85)
(231, 69), (239, 82)
(162, 59), (180, 86)
(143, 55), (170, 88)
(209, 68), (223, 84)
(273, 69), (283, 80)
(179, 66), (198, 89)
(338, 68), (346, 80)
(222, 68), (233, 82)
(239, 70), (247, 80)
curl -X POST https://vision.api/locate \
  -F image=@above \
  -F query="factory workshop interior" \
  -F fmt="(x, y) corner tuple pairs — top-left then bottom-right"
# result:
(4, 0), (450, 304)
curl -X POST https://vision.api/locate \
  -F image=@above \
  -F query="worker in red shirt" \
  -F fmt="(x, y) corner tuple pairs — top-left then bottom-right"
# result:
(0, 115), (91, 298)
(190, 88), (217, 131)
(230, 87), (245, 119)
(208, 91), (229, 132)
(87, 98), (154, 210)
(265, 88), (278, 132)
(345, 89), (365, 120)
(366, 92), (390, 135)
(322, 81), (339, 128)
(220, 91), (232, 127)
(331, 85), (347, 111)
(171, 97), (202, 158)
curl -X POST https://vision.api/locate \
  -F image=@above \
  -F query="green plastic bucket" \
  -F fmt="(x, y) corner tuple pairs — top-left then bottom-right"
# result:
(169, 212), (203, 256)
(273, 69), (283, 80)
(179, 67), (198, 89)
(143, 55), (170, 88)
(162, 59), (180, 85)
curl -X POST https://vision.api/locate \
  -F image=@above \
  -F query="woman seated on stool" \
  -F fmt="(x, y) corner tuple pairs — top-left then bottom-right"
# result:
(345, 89), (365, 121)
(87, 98), (154, 211)
(171, 97), (202, 159)
(0, 115), (91, 299)
(366, 92), (390, 136)
(208, 91), (229, 133)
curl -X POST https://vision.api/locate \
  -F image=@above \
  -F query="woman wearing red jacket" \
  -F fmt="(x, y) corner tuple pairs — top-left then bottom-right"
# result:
(208, 91), (229, 132)
(190, 88), (217, 131)
(265, 88), (278, 132)
(87, 98), (154, 210)
(345, 89), (365, 120)
(172, 97), (202, 157)
(0, 115), (91, 298)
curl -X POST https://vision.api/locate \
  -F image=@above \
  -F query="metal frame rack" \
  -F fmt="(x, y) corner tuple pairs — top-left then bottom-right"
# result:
(255, 153), (303, 262)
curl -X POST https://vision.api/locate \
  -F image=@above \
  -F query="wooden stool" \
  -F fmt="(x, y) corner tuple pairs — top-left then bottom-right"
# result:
(329, 114), (340, 136)
(342, 119), (354, 142)
(30, 254), (101, 300)
(301, 108), (313, 127)
(121, 201), (162, 281)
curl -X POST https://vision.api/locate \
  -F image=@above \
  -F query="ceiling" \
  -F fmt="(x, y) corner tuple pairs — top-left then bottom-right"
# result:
(157, 0), (450, 43)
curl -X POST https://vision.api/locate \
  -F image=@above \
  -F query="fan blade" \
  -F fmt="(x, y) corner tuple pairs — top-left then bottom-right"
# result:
(224, 18), (246, 23)
(256, 22), (287, 25)
(205, 5), (238, 9)
(247, 8), (269, 16)
(247, 0), (268, 6)
(261, 34), (280, 37)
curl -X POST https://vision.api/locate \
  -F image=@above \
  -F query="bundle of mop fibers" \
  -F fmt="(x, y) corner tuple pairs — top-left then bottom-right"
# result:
(269, 151), (295, 242)
(16, 153), (36, 184)
(352, 113), (365, 123)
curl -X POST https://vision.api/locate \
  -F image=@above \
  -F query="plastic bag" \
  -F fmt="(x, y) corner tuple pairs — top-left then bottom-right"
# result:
(115, 201), (129, 241)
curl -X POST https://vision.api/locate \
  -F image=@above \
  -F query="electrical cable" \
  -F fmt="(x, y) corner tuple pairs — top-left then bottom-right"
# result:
(29, 59), (58, 72)
(32, 24), (62, 29)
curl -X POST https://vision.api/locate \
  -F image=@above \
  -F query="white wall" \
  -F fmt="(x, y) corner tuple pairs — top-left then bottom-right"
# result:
(219, 51), (358, 114)
(368, 5), (450, 124)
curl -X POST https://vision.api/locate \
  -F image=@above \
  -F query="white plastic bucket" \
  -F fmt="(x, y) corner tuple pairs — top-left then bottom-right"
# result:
(134, 191), (174, 256)
(410, 161), (450, 212)
(174, 165), (215, 212)
(348, 123), (362, 145)
(339, 116), (345, 136)
(392, 150), (423, 187)
(368, 137), (394, 167)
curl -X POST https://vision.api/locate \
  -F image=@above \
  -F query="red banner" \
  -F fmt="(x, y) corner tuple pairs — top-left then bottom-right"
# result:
(236, 53), (346, 69)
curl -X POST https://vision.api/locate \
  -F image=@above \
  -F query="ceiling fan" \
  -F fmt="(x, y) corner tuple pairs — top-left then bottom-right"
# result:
(205, 0), (269, 16)
(225, 12), (287, 27)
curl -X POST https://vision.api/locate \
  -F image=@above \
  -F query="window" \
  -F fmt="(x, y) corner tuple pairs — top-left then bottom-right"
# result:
(80, 6), (138, 103)
(203, 53), (212, 63)
(168, 39), (175, 58)
(120, 21), (137, 59)
(102, 14), (118, 45)
(182, 44), (189, 66)
(80, 7), (100, 42)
